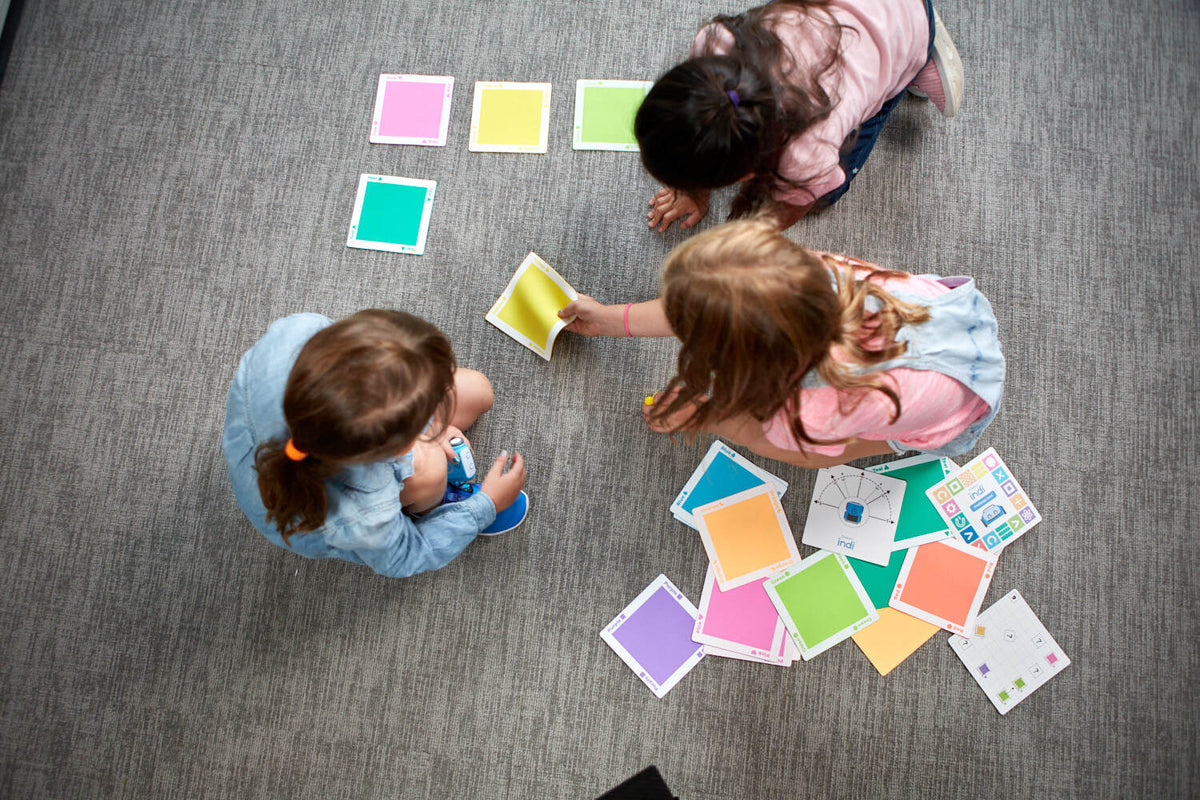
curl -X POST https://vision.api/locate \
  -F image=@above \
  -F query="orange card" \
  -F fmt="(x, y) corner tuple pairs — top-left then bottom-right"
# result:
(889, 538), (998, 635)
(693, 484), (801, 590)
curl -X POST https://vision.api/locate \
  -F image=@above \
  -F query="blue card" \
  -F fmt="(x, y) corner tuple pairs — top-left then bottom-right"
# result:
(670, 440), (787, 530)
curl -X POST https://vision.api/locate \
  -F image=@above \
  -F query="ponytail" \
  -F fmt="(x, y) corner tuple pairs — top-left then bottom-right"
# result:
(637, 0), (845, 212)
(255, 440), (342, 543)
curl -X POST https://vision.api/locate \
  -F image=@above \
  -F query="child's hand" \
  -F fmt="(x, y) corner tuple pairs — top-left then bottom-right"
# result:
(560, 295), (620, 337)
(647, 187), (710, 232)
(480, 450), (526, 512)
(435, 425), (468, 464)
(642, 389), (700, 433)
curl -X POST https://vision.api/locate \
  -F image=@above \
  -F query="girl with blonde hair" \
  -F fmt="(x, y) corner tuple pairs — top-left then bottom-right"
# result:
(562, 220), (1004, 466)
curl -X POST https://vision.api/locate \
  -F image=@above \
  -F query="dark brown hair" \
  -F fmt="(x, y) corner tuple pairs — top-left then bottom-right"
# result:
(255, 310), (456, 541)
(634, 0), (846, 217)
(648, 219), (931, 450)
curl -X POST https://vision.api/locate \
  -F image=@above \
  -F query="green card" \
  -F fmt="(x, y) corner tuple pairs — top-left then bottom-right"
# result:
(869, 454), (956, 549)
(847, 549), (908, 610)
(572, 80), (653, 151)
(764, 552), (877, 661)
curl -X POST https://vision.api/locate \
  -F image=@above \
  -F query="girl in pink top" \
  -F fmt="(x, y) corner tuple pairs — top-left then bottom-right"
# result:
(560, 219), (1005, 468)
(637, 0), (963, 232)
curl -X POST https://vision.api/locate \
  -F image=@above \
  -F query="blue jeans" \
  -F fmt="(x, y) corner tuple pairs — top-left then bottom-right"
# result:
(819, 0), (938, 206)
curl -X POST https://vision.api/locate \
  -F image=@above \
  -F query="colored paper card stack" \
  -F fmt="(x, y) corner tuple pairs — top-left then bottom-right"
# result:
(926, 447), (1041, 553)
(693, 484), (801, 590)
(670, 440), (787, 531)
(486, 252), (578, 360)
(692, 565), (796, 666)
(346, 174), (436, 255)
(469, 81), (552, 153)
(600, 575), (705, 698)
(949, 589), (1071, 714)
(868, 453), (957, 550)
(889, 538), (998, 636)
(370, 74), (454, 146)
(801, 465), (906, 566)
(764, 551), (878, 660)
(572, 79), (652, 151)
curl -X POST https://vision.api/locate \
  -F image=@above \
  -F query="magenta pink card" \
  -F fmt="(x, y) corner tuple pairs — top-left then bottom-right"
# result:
(692, 565), (790, 663)
(370, 74), (455, 146)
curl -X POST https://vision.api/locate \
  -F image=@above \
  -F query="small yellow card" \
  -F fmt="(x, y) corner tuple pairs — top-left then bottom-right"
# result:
(486, 252), (578, 360)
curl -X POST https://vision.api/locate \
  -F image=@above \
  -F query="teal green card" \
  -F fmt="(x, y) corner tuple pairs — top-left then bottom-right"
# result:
(869, 454), (956, 549)
(347, 174), (436, 255)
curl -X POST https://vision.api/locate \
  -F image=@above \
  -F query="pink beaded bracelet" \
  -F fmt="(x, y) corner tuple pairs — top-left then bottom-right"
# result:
(623, 302), (633, 337)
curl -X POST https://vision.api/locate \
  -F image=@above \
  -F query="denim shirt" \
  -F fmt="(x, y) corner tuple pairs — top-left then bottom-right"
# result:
(222, 314), (496, 578)
(802, 276), (1006, 457)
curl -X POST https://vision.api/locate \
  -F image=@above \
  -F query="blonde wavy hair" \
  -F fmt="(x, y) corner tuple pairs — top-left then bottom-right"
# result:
(649, 218), (931, 449)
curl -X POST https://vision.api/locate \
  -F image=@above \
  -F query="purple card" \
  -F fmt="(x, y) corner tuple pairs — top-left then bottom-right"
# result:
(370, 74), (454, 146)
(601, 575), (704, 698)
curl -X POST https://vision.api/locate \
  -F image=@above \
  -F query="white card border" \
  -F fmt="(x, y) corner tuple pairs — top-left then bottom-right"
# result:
(469, 81), (552, 153)
(572, 79), (653, 151)
(694, 484), (801, 591)
(485, 252), (578, 361)
(671, 439), (788, 530)
(889, 537), (999, 636)
(764, 551), (879, 661)
(346, 174), (436, 255)
(600, 574), (705, 698)
(370, 73), (455, 146)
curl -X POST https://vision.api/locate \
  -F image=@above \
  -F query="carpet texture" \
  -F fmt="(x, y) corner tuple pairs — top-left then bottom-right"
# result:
(0, 1), (1196, 798)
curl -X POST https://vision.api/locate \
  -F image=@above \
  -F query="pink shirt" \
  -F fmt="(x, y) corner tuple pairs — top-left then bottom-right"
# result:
(693, 0), (930, 204)
(762, 272), (990, 456)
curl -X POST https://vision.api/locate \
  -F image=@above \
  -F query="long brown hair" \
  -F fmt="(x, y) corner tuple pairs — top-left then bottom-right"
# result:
(634, 0), (847, 217)
(648, 219), (931, 450)
(255, 310), (456, 541)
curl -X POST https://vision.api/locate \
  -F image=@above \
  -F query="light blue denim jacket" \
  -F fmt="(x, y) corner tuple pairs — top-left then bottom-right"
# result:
(803, 275), (1006, 457)
(222, 314), (496, 578)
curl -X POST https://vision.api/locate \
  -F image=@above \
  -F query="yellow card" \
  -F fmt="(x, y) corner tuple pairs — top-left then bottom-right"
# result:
(469, 82), (552, 153)
(486, 252), (578, 360)
(851, 607), (940, 676)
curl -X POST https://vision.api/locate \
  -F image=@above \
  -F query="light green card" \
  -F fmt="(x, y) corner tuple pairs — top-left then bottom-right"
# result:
(764, 551), (878, 661)
(572, 80), (653, 151)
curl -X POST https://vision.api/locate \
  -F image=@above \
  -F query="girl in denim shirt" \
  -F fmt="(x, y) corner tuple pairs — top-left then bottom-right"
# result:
(223, 310), (526, 578)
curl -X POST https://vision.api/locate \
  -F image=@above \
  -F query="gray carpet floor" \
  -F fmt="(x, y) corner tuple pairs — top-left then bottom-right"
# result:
(1, 1), (1197, 798)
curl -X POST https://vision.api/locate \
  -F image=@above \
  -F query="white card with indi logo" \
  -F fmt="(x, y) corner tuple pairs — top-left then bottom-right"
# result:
(801, 465), (905, 566)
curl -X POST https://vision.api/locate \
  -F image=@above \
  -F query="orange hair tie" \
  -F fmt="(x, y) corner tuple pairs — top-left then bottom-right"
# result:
(284, 439), (308, 462)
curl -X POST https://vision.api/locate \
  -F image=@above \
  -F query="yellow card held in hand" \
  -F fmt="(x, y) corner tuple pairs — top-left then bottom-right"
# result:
(487, 252), (578, 360)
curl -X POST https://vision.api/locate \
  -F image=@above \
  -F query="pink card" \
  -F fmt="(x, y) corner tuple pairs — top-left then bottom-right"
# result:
(370, 74), (455, 146)
(692, 565), (790, 663)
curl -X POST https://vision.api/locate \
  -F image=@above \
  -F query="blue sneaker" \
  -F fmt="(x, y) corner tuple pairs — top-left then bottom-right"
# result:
(481, 490), (528, 536)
